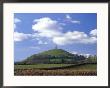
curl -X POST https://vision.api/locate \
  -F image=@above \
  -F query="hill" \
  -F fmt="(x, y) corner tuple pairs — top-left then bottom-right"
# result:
(15, 49), (86, 64)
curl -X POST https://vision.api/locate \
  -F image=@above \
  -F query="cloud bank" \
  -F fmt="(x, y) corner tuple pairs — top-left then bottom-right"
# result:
(32, 17), (97, 45)
(14, 32), (31, 42)
(14, 16), (97, 45)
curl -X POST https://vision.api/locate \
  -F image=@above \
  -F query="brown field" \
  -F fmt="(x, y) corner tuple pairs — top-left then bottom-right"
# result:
(14, 64), (97, 76)
(14, 69), (96, 76)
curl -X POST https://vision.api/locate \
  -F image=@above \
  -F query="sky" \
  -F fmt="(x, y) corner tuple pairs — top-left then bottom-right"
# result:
(14, 13), (97, 62)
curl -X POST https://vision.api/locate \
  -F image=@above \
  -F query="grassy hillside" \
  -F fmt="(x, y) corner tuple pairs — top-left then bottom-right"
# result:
(15, 49), (86, 64)
(38, 49), (73, 57)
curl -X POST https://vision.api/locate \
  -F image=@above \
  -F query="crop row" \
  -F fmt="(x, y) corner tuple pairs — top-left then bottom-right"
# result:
(14, 69), (97, 76)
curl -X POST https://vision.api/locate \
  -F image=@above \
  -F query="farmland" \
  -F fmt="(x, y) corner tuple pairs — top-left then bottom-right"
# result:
(14, 64), (74, 69)
(14, 64), (97, 76)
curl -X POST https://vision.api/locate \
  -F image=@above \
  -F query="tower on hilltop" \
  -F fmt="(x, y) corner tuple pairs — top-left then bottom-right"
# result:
(55, 44), (58, 49)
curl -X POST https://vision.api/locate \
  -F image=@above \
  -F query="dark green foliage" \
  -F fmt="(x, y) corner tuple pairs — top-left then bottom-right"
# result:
(86, 55), (97, 64)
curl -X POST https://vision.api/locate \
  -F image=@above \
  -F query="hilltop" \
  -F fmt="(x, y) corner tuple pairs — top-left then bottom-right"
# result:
(38, 49), (74, 57)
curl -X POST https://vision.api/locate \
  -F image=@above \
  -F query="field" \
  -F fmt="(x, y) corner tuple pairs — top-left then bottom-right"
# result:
(14, 64), (74, 69)
(14, 64), (97, 76)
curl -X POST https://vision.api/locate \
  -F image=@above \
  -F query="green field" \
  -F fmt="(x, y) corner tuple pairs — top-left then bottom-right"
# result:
(14, 64), (97, 76)
(65, 64), (96, 70)
(14, 64), (74, 69)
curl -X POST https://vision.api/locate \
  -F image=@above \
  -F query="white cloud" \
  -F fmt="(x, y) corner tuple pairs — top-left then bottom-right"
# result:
(38, 40), (48, 45)
(38, 40), (43, 44)
(84, 54), (91, 58)
(14, 18), (21, 29)
(14, 18), (21, 23)
(79, 53), (91, 58)
(80, 37), (97, 44)
(32, 17), (62, 38)
(70, 51), (78, 54)
(33, 17), (62, 32)
(38, 30), (62, 38)
(71, 20), (80, 24)
(65, 14), (80, 24)
(69, 51), (91, 58)
(32, 17), (96, 45)
(14, 18), (32, 42)
(14, 32), (31, 42)
(90, 29), (97, 37)
(53, 31), (97, 45)
(66, 14), (71, 20)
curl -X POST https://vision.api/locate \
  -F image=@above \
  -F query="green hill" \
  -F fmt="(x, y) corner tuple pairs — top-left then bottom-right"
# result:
(15, 49), (86, 64)
(38, 49), (73, 57)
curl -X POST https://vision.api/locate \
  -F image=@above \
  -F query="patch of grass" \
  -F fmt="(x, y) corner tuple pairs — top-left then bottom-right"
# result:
(14, 64), (74, 69)
(65, 64), (97, 70)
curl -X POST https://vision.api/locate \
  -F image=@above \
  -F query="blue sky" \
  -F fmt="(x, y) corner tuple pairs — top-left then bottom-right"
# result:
(14, 13), (97, 62)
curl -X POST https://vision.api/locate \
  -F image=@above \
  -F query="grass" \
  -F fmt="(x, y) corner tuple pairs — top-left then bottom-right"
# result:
(14, 64), (97, 76)
(39, 49), (73, 57)
(65, 64), (96, 70)
(14, 64), (74, 69)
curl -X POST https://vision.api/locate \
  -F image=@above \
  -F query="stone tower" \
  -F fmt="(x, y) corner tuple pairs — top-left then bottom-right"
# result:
(55, 44), (58, 49)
